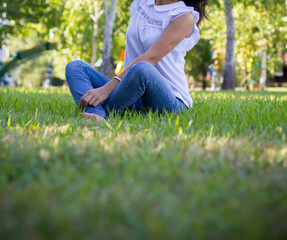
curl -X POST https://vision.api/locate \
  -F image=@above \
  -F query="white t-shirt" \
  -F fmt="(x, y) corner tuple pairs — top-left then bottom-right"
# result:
(124, 0), (200, 107)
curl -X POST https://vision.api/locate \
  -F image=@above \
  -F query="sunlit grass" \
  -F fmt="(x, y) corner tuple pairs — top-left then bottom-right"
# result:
(1, 88), (287, 239)
(265, 87), (287, 92)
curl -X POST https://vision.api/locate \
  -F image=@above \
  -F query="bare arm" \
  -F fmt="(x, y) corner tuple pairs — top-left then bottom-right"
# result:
(80, 13), (194, 109)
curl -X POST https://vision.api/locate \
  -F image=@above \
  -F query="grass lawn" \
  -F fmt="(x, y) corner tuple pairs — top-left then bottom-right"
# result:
(1, 88), (287, 239)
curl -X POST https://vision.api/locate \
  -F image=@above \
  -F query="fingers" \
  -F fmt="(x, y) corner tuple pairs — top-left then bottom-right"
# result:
(89, 97), (97, 106)
(79, 98), (85, 109)
(80, 97), (88, 109)
(79, 89), (107, 109)
(80, 91), (92, 109)
(89, 96), (102, 107)
(85, 95), (93, 105)
(92, 99), (102, 108)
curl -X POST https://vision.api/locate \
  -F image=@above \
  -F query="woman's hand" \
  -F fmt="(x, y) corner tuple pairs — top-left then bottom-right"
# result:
(79, 87), (110, 109)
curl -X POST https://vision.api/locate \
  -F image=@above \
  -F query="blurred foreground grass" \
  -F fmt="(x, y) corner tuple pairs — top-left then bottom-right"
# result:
(0, 88), (287, 239)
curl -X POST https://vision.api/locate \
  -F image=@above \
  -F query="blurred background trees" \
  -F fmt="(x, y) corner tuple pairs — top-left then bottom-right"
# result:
(0, 0), (286, 89)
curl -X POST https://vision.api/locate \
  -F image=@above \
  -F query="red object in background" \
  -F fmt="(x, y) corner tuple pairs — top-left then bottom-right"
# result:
(120, 49), (125, 61)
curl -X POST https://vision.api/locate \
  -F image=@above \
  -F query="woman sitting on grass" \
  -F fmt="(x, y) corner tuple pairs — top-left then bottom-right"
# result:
(65, 0), (209, 121)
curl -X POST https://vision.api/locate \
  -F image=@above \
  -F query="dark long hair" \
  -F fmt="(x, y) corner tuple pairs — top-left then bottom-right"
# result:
(182, 0), (209, 25)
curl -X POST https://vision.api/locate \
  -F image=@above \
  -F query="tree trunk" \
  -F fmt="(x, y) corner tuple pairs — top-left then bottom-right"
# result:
(222, 0), (236, 90)
(202, 70), (207, 90)
(90, 0), (103, 66)
(101, 0), (117, 78)
(259, 50), (267, 91)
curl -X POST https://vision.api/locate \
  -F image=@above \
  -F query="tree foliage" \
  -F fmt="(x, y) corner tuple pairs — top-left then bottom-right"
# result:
(199, 0), (287, 88)
(0, 0), (65, 45)
(185, 38), (214, 88)
(1, 0), (286, 87)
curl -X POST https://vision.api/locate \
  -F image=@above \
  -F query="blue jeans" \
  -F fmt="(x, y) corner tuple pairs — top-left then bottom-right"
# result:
(65, 60), (187, 118)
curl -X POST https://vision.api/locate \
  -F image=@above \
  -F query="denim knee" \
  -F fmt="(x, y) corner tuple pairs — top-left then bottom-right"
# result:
(65, 60), (82, 80)
(129, 62), (154, 75)
(126, 62), (156, 85)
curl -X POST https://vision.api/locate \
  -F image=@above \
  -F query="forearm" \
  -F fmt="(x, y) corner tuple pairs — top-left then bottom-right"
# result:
(103, 78), (120, 95)
(116, 53), (157, 81)
(102, 53), (156, 94)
